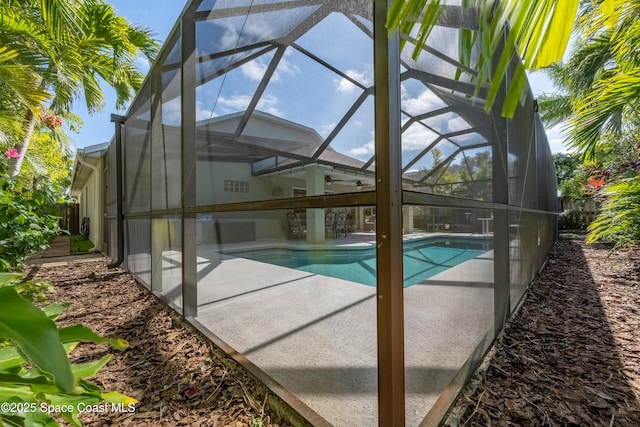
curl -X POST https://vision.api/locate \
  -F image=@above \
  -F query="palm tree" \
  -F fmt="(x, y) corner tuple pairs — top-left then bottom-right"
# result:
(565, 1), (640, 159)
(0, 0), (159, 176)
(530, 1), (640, 160)
(536, 30), (625, 158)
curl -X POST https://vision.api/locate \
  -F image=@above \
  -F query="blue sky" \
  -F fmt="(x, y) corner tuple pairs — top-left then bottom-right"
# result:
(70, 1), (568, 155)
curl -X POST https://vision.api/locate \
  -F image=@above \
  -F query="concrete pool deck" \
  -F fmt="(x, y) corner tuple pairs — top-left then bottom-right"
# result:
(155, 232), (496, 425)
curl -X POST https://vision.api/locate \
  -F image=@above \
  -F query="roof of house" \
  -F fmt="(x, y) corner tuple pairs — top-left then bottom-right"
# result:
(69, 141), (110, 197)
(196, 110), (372, 175)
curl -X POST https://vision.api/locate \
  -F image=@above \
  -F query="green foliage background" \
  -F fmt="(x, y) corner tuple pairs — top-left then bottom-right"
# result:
(0, 155), (64, 271)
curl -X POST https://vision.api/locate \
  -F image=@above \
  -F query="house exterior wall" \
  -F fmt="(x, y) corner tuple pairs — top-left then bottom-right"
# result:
(76, 156), (104, 252)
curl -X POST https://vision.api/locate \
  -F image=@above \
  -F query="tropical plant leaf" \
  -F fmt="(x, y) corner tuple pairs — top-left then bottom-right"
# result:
(0, 372), (53, 386)
(568, 70), (640, 159)
(58, 324), (129, 351)
(100, 390), (138, 406)
(38, 391), (102, 427)
(0, 0), (159, 177)
(0, 346), (24, 371)
(41, 302), (72, 320)
(0, 273), (23, 287)
(0, 396), (59, 427)
(536, 93), (572, 128)
(0, 287), (74, 393)
(0, 384), (37, 404)
(70, 354), (112, 379)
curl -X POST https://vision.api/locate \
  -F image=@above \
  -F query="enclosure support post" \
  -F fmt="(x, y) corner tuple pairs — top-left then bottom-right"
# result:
(107, 114), (126, 269)
(150, 54), (163, 293)
(493, 115), (511, 334)
(374, 0), (405, 425)
(181, 8), (198, 318)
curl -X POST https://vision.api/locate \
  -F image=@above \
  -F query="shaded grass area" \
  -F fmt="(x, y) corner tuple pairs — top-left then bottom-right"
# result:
(559, 230), (587, 240)
(69, 235), (94, 254)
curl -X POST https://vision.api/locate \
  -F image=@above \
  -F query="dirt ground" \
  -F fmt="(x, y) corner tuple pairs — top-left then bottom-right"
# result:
(25, 237), (640, 426)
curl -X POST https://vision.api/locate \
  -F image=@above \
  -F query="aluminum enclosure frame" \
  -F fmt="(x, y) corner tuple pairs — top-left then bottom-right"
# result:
(99, 1), (559, 425)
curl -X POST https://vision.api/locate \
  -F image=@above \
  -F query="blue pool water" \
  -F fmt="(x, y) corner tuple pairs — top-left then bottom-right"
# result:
(225, 238), (490, 287)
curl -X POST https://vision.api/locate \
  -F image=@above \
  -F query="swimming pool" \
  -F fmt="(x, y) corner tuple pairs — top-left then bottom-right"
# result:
(224, 238), (491, 287)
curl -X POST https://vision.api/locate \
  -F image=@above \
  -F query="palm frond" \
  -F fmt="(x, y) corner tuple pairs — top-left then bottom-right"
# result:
(569, 69), (640, 159)
(126, 25), (160, 63)
(38, 0), (84, 39)
(0, 47), (51, 112)
(386, 0), (580, 117)
(537, 94), (572, 128)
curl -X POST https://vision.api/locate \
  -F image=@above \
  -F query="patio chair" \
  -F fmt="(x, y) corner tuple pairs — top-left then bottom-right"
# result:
(335, 211), (347, 237)
(325, 211), (336, 238)
(287, 212), (306, 240)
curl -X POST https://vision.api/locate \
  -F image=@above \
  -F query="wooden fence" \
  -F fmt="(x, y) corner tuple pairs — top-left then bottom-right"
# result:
(58, 203), (79, 235)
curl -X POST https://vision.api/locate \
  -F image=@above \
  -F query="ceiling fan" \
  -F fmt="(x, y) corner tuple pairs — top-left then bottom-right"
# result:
(325, 175), (373, 189)
(354, 180), (374, 190)
(325, 175), (352, 185)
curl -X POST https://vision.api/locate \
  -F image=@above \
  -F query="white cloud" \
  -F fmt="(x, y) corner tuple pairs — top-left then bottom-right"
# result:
(548, 137), (569, 154)
(255, 94), (282, 116)
(193, 92), (282, 118)
(336, 69), (373, 93)
(135, 55), (150, 74)
(320, 122), (337, 137)
(161, 98), (181, 126)
(241, 60), (268, 81)
(349, 122), (443, 158)
(218, 94), (253, 111)
(240, 54), (299, 82)
(272, 54), (300, 81)
(161, 98), (217, 124)
(350, 141), (375, 157)
(402, 123), (438, 151)
(447, 116), (470, 133)
(217, 19), (277, 52)
(349, 130), (375, 158)
(541, 123), (570, 154)
(196, 101), (216, 121)
(401, 85), (445, 115)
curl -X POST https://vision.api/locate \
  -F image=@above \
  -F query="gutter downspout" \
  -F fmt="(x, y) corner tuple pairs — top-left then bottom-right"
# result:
(108, 114), (126, 268)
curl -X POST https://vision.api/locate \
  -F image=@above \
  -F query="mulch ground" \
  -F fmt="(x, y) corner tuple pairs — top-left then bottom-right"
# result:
(447, 238), (640, 426)
(26, 260), (301, 427)
(24, 237), (640, 426)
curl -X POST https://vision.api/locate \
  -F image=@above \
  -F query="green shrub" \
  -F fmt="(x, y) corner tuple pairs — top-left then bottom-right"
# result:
(0, 272), (135, 426)
(0, 153), (63, 271)
(587, 175), (640, 248)
(558, 209), (588, 230)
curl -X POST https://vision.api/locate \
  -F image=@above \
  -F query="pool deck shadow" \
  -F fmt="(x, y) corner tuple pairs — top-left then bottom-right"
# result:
(176, 232), (496, 426)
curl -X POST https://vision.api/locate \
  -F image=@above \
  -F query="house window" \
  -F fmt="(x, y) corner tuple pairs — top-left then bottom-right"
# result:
(224, 180), (250, 193)
(292, 187), (306, 198)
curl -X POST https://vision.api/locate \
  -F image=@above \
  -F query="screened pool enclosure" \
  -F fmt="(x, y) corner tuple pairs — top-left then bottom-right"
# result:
(101, 0), (558, 425)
